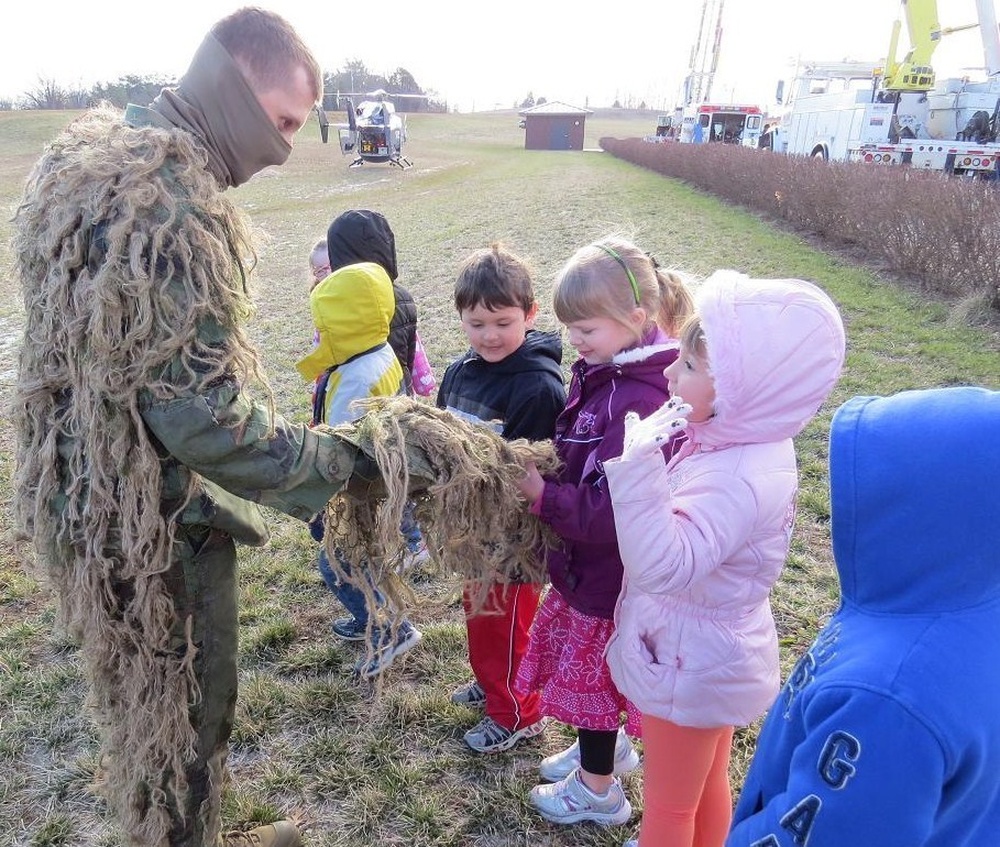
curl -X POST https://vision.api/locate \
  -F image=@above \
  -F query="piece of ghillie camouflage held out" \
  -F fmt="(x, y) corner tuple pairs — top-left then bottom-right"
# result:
(318, 395), (561, 624)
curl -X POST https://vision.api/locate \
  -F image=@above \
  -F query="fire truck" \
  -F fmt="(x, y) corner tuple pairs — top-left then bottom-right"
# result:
(652, 0), (765, 149)
(773, 0), (1000, 177)
(678, 102), (765, 147)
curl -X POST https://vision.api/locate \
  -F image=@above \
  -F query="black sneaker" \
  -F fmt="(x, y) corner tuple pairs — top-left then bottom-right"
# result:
(464, 715), (547, 753)
(354, 625), (422, 679)
(331, 616), (368, 641)
(450, 680), (487, 708)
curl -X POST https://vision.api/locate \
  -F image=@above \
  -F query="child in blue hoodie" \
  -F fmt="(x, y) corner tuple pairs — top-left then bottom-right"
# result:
(726, 386), (1000, 847)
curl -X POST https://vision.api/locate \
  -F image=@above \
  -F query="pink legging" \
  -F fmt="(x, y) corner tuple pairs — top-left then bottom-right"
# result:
(638, 714), (735, 847)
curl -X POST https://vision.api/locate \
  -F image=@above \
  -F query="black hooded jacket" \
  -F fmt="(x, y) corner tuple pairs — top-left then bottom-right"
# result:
(436, 329), (566, 442)
(326, 209), (419, 392)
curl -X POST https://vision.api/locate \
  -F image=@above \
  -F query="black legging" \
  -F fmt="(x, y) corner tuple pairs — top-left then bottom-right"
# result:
(578, 727), (618, 776)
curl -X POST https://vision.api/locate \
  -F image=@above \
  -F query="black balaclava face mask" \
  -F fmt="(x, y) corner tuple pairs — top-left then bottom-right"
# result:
(150, 34), (292, 188)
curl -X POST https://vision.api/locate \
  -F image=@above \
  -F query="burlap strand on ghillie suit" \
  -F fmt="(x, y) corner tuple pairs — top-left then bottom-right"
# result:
(319, 396), (561, 630)
(11, 105), (268, 846)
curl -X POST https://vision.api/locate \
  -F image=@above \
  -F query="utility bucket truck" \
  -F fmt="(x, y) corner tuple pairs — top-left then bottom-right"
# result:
(775, 0), (1000, 177)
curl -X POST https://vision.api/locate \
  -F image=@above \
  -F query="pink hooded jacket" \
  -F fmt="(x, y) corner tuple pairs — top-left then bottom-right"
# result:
(604, 271), (846, 728)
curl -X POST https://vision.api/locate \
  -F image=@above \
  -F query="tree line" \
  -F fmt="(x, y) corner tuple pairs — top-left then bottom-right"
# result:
(0, 61), (447, 112)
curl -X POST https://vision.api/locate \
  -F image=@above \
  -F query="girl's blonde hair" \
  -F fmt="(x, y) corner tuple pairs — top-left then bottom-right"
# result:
(553, 236), (694, 340)
(679, 313), (708, 359)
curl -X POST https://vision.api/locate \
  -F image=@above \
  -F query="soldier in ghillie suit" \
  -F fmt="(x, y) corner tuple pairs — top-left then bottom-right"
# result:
(10, 9), (388, 847)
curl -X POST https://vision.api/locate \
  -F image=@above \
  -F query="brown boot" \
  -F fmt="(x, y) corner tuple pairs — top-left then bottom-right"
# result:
(220, 820), (302, 847)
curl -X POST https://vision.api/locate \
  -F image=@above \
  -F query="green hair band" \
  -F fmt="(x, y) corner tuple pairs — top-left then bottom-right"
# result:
(595, 243), (640, 306)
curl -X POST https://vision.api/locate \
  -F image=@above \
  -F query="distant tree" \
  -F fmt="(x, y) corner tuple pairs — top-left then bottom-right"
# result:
(66, 87), (90, 109)
(388, 67), (421, 94)
(423, 90), (448, 113)
(90, 74), (175, 109)
(537, 96), (547, 106)
(323, 60), (389, 108)
(0, 97), (13, 111)
(387, 67), (428, 112)
(322, 62), (443, 112)
(520, 92), (535, 109)
(23, 78), (72, 110)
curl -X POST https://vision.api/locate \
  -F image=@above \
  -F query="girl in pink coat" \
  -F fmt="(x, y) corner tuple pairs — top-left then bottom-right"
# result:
(604, 271), (846, 847)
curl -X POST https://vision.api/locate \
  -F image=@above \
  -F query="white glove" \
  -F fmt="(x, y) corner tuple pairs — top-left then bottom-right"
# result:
(621, 396), (692, 461)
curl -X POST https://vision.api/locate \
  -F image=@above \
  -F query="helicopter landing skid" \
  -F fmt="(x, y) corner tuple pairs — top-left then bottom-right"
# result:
(347, 156), (413, 169)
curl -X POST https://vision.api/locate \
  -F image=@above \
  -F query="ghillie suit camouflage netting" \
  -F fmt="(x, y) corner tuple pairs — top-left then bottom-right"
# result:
(12, 105), (268, 846)
(321, 396), (561, 631)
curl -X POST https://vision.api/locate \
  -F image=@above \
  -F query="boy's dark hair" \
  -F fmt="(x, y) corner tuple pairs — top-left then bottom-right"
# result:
(454, 242), (535, 314)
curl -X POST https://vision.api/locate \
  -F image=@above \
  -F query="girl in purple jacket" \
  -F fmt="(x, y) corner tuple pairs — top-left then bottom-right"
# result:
(515, 237), (693, 828)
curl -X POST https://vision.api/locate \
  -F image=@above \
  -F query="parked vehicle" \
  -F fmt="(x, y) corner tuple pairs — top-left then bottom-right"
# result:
(642, 0), (764, 150)
(680, 102), (764, 147)
(773, 0), (1000, 177)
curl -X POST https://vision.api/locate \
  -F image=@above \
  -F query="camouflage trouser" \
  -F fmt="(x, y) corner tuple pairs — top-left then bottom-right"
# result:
(159, 524), (239, 846)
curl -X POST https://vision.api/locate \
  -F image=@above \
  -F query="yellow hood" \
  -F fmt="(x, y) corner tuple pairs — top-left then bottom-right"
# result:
(296, 261), (396, 381)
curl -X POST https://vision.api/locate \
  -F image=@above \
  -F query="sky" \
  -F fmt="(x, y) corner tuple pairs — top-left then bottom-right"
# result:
(0, 0), (994, 112)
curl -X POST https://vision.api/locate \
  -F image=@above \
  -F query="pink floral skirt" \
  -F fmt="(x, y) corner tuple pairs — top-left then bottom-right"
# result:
(515, 588), (641, 734)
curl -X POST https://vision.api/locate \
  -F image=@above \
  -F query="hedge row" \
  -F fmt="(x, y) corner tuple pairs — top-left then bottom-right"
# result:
(600, 137), (1000, 313)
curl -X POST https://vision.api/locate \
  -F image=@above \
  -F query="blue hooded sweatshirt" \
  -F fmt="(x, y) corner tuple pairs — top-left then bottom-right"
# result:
(728, 386), (1000, 847)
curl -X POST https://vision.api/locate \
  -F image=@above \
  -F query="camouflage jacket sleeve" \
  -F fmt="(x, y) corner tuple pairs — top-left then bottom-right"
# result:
(140, 373), (359, 528)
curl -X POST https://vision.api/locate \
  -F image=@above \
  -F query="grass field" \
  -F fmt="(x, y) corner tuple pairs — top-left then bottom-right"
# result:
(1, 107), (998, 847)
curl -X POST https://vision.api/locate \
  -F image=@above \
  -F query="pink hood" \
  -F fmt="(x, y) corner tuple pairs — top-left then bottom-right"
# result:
(689, 270), (846, 448)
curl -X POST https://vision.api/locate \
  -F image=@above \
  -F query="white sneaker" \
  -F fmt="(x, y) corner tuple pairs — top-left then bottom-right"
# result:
(539, 727), (640, 782)
(530, 767), (632, 826)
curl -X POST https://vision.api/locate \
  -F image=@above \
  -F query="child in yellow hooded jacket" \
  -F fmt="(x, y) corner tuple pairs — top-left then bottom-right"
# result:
(298, 258), (421, 677)
(297, 260), (402, 426)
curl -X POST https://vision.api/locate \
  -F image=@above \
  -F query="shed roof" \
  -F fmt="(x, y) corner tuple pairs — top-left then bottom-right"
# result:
(518, 100), (593, 116)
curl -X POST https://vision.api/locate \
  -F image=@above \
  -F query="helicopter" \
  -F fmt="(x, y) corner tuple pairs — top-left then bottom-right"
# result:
(315, 89), (428, 169)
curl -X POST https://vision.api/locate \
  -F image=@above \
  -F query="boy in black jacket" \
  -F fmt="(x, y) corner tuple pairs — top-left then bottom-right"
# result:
(437, 243), (566, 752)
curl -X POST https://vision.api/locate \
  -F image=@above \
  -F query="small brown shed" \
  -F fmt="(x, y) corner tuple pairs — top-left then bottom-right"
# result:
(518, 101), (592, 151)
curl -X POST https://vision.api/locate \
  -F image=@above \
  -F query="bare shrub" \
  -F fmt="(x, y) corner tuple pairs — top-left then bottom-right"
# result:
(601, 137), (1000, 314)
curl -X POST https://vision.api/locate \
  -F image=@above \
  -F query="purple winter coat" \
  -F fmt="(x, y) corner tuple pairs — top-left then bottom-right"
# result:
(536, 327), (680, 619)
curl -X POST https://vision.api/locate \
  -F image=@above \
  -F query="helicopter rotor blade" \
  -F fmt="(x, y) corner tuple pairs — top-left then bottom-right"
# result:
(338, 91), (430, 100)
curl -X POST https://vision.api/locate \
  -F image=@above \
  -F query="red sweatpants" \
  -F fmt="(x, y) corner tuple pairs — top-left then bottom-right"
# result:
(638, 714), (734, 847)
(463, 581), (543, 731)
